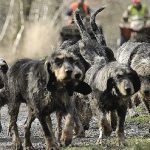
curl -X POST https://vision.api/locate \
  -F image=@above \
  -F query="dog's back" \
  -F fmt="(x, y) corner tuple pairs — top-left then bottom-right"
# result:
(8, 58), (47, 102)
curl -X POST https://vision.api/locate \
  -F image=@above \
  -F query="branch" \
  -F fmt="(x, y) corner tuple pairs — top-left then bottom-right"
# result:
(12, 0), (25, 53)
(0, 0), (15, 41)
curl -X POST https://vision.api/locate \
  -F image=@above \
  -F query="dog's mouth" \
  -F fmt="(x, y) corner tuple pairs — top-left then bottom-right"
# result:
(0, 83), (4, 89)
(63, 76), (72, 81)
(59, 77), (74, 84)
(74, 73), (82, 80)
(143, 91), (150, 98)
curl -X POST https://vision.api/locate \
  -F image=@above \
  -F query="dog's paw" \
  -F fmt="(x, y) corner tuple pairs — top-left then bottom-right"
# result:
(96, 138), (103, 145)
(74, 126), (85, 138)
(24, 146), (35, 150)
(60, 130), (73, 146)
(12, 142), (23, 150)
(118, 140), (128, 147)
(60, 137), (72, 147)
(117, 135), (128, 147)
(46, 145), (60, 150)
(74, 131), (85, 138)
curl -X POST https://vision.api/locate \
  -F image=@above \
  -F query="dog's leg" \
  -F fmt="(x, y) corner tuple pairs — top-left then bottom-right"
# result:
(143, 98), (150, 114)
(8, 102), (23, 150)
(129, 96), (139, 118)
(142, 98), (150, 133)
(38, 114), (59, 150)
(81, 102), (92, 131)
(55, 112), (63, 145)
(60, 110), (74, 146)
(90, 96), (112, 145)
(24, 108), (35, 149)
(0, 112), (2, 132)
(96, 112), (112, 145)
(116, 105), (127, 147)
(110, 111), (117, 131)
(46, 115), (57, 146)
(73, 107), (85, 138)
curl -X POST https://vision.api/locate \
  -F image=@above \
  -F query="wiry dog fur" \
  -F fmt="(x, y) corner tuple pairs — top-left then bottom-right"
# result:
(53, 43), (92, 143)
(6, 49), (91, 150)
(55, 7), (116, 139)
(0, 58), (9, 132)
(73, 8), (141, 146)
(117, 42), (150, 127)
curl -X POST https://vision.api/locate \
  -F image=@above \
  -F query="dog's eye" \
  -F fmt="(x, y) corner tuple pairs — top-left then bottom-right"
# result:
(74, 60), (81, 66)
(116, 74), (122, 79)
(68, 57), (74, 64)
(55, 58), (63, 66)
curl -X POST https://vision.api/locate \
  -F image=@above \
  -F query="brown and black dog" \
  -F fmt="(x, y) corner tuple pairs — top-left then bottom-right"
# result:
(7, 50), (91, 150)
(72, 8), (141, 146)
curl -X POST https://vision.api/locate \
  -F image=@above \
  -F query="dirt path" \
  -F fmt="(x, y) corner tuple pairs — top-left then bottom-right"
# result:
(0, 103), (149, 149)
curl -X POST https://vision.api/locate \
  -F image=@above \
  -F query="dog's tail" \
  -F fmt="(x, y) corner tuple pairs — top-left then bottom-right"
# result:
(74, 9), (91, 42)
(90, 7), (106, 46)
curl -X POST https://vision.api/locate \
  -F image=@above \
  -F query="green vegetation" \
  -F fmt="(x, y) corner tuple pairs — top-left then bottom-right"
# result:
(63, 145), (104, 150)
(63, 138), (150, 150)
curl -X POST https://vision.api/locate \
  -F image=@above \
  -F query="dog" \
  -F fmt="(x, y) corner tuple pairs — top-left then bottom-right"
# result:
(0, 58), (9, 132)
(6, 49), (91, 150)
(73, 8), (141, 146)
(117, 41), (150, 128)
(55, 8), (115, 137)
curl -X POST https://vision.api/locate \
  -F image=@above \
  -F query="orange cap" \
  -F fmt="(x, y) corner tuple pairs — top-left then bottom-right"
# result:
(131, 0), (141, 4)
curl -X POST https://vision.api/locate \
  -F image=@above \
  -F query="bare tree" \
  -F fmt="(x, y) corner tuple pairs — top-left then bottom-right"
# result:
(0, 0), (15, 41)
(12, 0), (25, 53)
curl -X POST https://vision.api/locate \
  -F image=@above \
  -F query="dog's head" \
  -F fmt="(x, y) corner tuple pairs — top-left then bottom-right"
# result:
(132, 57), (150, 99)
(45, 50), (91, 95)
(106, 63), (140, 97)
(47, 50), (83, 82)
(0, 58), (8, 89)
(139, 76), (150, 99)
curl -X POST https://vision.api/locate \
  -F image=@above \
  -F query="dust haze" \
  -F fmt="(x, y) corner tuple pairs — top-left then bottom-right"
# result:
(0, 21), (59, 64)
(0, 0), (150, 65)
(21, 22), (59, 58)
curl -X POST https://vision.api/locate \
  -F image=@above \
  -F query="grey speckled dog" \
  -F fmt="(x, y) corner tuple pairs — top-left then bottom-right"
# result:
(0, 58), (9, 132)
(117, 42), (150, 128)
(74, 8), (141, 146)
(6, 49), (91, 150)
(54, 7), (116, 139)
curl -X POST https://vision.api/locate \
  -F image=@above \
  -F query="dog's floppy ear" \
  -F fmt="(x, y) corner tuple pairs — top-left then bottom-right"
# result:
(74, 81), (92, 95)
(0, 60), (8, 74)
(106, 77), (115, 92)
(129, 71), (141, 93)
(65, 81), (92, 96)
(45, 60), (56, 92)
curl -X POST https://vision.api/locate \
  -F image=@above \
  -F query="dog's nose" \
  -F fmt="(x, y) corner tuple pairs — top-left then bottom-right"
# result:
(75, 73), (81, 79)
(66, 70), (72, 76)
(144, 90), (150, 96)
(126, 88), (131, 95)
(0, 83), (4, 89)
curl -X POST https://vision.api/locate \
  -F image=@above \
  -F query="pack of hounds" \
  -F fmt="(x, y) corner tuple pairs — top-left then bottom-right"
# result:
(0, 7), (149, 150)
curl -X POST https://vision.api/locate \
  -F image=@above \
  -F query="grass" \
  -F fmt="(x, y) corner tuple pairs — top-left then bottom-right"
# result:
(126, 114), (149, 125)
(62, 145), (104, 150)
(126, 105), (149, 127)
(62, 138), (150, 150)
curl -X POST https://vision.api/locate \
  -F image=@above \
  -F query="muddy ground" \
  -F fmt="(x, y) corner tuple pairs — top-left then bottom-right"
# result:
(0, 103), (149, 150)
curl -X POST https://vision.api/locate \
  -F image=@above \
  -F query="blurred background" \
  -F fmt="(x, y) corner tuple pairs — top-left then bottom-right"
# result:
(0, 0), (150, 64)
